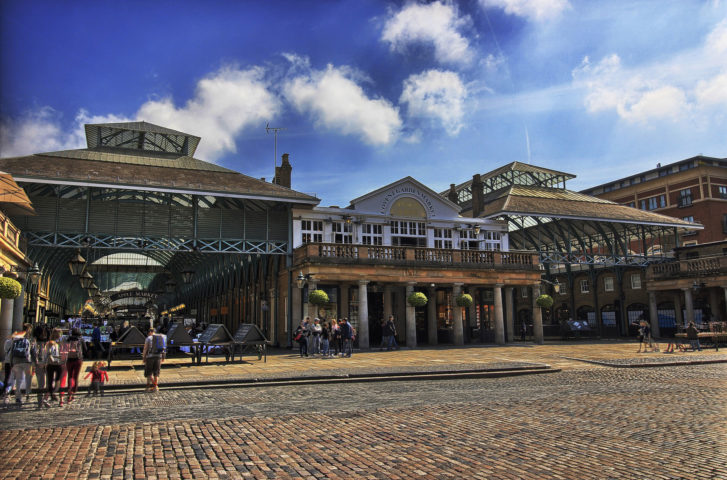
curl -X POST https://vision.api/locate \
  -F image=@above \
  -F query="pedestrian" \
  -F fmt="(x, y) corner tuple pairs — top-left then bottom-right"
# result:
(32, 326), (49, 409)
(61, 327), (86, 405)
(295, 319), (308, 357)
(385, 315), (398, 350)
(320, 322), (331, 358)
(331, 319), (342, 356)
(521, 320), (528, 341)
(2, 323), (33, 407)
(44, 328), (63, 407)
(84, 361), (109, 396)
(341, 318), (353, 358)
(311, 318), (322, 355)
(686, 321), (701, 351)
(142, 328), (166, 392)
(91, 321), (105, 360)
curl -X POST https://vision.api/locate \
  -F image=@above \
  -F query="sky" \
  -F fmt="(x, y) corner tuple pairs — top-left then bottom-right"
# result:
(1, 0), (726, 206)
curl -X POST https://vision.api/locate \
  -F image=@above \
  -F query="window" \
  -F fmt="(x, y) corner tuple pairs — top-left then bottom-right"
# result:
(558, 282), (567, 295)
(678, 188), (692, 207)
(718, 186), (727, 199)
(361, 223), (383, 246)
(679, 162), (692, 171)
(682, 216), (694, 223)
(604, 277), (614, 292)
(639, 200), (647, 210)
(332, 222), (353, 244)
(522, 287), (528, 298)
(301, 220), (323, 244)
(459, 228), (480, 250)
(627, 202), (635, 208)
(645, 195), (666, 210)
(580, 279), (589, 293)
(484, 231), (502, 251)
(723, 214), (727, 234)
(390, 220), (426, 247)
(648, 197), (658, 210)
(433, 228), (453, 249)
(630, 274), (641, 290)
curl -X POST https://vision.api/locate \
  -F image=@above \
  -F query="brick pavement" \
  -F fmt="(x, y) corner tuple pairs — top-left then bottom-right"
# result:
(0, 360), (726, 479)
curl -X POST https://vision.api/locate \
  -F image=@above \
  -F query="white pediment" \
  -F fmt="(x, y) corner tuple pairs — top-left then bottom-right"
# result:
(349, 177), (461, 219)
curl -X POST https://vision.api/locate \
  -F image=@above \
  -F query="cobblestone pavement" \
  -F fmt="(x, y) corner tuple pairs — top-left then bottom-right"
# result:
(1, 363), (725, 479)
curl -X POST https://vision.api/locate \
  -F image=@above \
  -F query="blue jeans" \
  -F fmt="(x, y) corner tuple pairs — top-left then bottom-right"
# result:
(388, 335), (398, 350)
(689, 339), (701, 351)
(343, 338), (353, 357)
(321, 339), (330, 356)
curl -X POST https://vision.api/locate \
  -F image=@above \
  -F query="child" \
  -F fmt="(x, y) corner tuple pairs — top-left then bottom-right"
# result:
(84, 361), (109, 397)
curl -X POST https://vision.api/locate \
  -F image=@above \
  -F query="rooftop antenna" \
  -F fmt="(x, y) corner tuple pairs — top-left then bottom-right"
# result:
(266, 122), (286, 183)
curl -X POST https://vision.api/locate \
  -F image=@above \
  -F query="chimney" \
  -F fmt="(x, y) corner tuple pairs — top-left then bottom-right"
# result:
(447, 183), (458, 204)
(471, 174), (484, 217)
(273, 153), (292, 188)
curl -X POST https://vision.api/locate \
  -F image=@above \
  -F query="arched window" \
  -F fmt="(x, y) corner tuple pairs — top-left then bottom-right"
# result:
(390, 197), (426, 218)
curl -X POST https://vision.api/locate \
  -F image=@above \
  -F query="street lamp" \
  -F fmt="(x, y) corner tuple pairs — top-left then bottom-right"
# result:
(181, 269), (195, 284)
(541, 278), (561, 294)
(296, 271), (314, 289)
(79, 270), (94, 289)
(68, 250), (87, 276)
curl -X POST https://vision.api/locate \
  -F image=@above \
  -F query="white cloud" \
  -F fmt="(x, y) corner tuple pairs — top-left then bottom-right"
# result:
(381, 2), (473, 64)
(572, 20), (727, 124)
(283, 61), (401, 146)
(400, 70), (467, 135)
(480, 0), (571, 22)
(0, 66), (281, 161)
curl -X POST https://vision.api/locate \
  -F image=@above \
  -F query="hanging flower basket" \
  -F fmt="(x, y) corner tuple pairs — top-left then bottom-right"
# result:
(407, 291), (428, 307)
(0, 277), (22, 299)
(455, 293), (473, 307)
(308, 289), (329, 306)
(536, 294), (554, 309)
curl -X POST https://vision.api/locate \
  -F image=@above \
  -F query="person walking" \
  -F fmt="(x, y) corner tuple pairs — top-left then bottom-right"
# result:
(61, 328), (86, 405)
(320, 322), (331, 358)
(84, 361), (109, 396)
(91, 321), (105, 360)
(379, 319), (389, 351)
(311, 318), (322, 355)
(341, 318), (353, 358)
(331, 319), (342, 357)
(32, 326), (49, 409)
(385, 315), (399, 351)
(142, 328), (166, 392)
(4, 323), (33, 408)
(44, 328), (63, 407)
(686, 322), (701, 351)
(295, 319), (309, 357)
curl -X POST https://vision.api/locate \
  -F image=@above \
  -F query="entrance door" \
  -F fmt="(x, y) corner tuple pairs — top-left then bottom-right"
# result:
(367, 292), (384, 347)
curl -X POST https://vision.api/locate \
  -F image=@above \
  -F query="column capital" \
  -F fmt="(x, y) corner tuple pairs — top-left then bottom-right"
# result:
(358, 279), (370, 286)
(407, 281), (417, 287)
(452, 282), (464, 287)
(494, 283), (504, 288)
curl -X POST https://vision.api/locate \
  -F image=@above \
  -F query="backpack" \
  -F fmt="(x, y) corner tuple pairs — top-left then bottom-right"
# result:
(149, 334), (166, 356)
(65, 339), (82, 359)
(11, 337), (30, 364)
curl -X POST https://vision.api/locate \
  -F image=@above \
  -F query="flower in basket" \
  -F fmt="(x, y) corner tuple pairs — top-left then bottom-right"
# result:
(455, 293), (473, 307)
(0, 277), (22, 299)
(407, 291), (428, 307)
(535, 294), (554, 309)
(308, 289), (329, 306)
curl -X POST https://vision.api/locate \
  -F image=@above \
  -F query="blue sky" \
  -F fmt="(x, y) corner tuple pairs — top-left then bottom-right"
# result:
(1, 0), (726, 206)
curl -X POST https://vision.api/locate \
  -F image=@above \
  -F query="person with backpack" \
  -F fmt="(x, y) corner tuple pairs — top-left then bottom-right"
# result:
(61, 328), (86, 405)
(44, 328), (63, 407)
(32, 326), (49, 409)
(142, 328), (166, 392)
(4, 323), (33, 407)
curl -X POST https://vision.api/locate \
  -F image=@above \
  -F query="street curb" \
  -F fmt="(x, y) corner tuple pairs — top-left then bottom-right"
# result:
(563, 357), (727, 368)
(91, 365), (559, 394)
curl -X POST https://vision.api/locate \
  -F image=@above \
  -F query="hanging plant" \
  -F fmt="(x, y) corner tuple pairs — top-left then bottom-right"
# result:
(308, 289), (329, 306)
(407, 291), (428, 307)
(536, 294), (554, 309)
(455, 293), (473, 307)
(0, 277), (22, 299)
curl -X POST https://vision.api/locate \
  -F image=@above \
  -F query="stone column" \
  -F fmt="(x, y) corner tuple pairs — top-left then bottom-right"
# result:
(683, 288), (695, 326)
(532, 285), (544, 344)
(452, 283), (464, 346)
(505, 287), (514, 342)
(358, 280), (370, 349)
(340, 285), (349, 319)
(673, 292), (684, 329)
(648, 290), (660, 338)
(494, 284), (505, 345)
(405, 282), (417, 348)
(0, 298), (14, 356)
(427, 285), (437, 345)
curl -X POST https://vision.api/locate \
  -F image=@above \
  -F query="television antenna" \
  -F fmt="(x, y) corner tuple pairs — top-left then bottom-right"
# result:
(265, 122), (286, 182)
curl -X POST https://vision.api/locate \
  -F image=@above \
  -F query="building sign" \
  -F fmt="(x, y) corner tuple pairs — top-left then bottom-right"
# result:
(379, 186), (437, 216)
(109, 290), (158, 302)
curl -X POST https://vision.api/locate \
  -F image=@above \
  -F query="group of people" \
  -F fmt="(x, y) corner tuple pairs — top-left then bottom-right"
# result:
(295, 317), (354, 358)
(1, 323), (168, 408)
(636, 319), (703, 353)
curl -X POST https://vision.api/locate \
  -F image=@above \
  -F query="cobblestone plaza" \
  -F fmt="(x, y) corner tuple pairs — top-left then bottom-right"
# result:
(1, 343), (725, 479)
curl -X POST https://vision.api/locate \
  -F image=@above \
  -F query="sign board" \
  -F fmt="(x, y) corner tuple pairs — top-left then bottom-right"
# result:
(117, 326), (146, 344)
(198, 323), (233, 344)
(166, 322), (194, 345)
(233, 323), (268, 344)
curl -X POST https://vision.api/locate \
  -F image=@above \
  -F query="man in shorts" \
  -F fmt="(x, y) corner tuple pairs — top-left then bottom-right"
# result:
(142, 328), (167, 392)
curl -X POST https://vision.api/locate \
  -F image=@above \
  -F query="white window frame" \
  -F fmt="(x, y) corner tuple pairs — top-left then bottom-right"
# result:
(361, 223), (383, 246)
(301, 220), (323, 244)
(433, 228), (453, 249)
(630, 274), (642, 290)
(332, 222), (353, 244)
(604, 277), (614, 292)
(390, 220), (427, 247)
(580, 279), (590, 293)
(459, 229), (480, 250)
(484, 231), (502, 251)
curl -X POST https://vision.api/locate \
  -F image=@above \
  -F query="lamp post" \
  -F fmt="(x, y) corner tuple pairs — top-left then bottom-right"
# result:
(296, 271), (315, 321)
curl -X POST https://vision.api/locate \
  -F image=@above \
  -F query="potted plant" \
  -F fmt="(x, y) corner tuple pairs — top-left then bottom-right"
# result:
(0, 277), (22, 299)
(308, 289), (329, 306)
(407, 291), (428, 307)
(536, 294), (554, 309)
(455, 293), (473, 307)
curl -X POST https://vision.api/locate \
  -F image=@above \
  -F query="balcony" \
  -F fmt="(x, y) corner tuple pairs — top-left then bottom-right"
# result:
(294, 243), (540, 270)
(648, 255), (727, 281)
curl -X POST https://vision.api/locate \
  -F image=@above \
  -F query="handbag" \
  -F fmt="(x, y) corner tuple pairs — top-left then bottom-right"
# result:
(294, 333), (303, 342)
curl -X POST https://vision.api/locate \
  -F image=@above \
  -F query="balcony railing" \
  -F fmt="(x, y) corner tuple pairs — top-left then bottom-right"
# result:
(295, 243), (539, 269)
(648, 255), (726, 280)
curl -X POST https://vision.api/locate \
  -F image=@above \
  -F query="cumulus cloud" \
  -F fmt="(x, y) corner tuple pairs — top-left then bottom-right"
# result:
(479, 0), (571, 22)
(381, 2), (473, 64)
(572, 20), (727, 124)
(400, 70), (467, 135)
(283, 59), (401, 145)
(1, 65), (280, 161)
